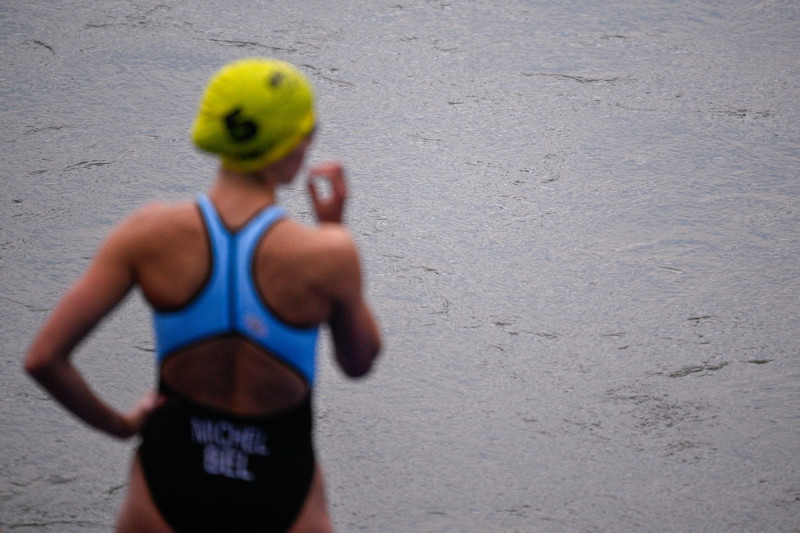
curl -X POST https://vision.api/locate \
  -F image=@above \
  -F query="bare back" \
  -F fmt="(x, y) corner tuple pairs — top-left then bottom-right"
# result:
(132, 197), (343, 416)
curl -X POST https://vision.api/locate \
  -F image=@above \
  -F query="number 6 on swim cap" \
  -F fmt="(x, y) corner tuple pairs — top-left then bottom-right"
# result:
(191, 58), (315, 173)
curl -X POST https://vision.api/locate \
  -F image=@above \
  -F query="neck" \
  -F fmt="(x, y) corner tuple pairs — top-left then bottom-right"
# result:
(206, 167), (279, 227)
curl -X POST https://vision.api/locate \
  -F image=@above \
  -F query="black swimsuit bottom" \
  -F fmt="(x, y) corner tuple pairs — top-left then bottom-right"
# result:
(138, 388), (315, 533)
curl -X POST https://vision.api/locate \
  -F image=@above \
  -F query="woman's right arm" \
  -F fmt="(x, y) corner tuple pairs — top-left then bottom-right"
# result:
(307, 162), (382, 377)
(325, 235), (382, 377)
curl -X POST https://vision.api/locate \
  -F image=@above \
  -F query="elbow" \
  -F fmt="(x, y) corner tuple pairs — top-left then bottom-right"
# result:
(343, 359), (373, 379)
(24, 354), (42, 377)
(24, 349), (55, 382)
(344, 363), (371, 379)
(341, 340), (382, 379)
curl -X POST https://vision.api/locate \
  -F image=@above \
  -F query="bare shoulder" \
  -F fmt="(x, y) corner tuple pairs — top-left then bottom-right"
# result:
(269, 219), (362, 300)
(312, 223), (358, 257)
(92, 200), (203, 279)
(280, 220), (359, 264)
(122, 200), (198, 232)
(110, 200), (200, 244)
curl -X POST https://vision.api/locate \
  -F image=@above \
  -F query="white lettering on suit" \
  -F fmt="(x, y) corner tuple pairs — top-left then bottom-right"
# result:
(190, 417), (270, 481)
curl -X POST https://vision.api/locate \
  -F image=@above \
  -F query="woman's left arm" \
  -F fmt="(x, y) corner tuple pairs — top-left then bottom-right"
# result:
(24, 214), (159, 439)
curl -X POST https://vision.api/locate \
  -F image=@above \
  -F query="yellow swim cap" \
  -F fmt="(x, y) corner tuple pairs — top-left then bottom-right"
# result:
(191, 58), (315, 173)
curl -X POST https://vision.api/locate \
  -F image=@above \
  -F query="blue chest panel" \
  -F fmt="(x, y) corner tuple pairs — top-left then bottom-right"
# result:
(152, 194), (319, 384)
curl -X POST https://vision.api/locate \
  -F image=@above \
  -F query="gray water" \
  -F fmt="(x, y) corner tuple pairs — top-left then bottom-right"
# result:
(1, 1), (799, 531)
